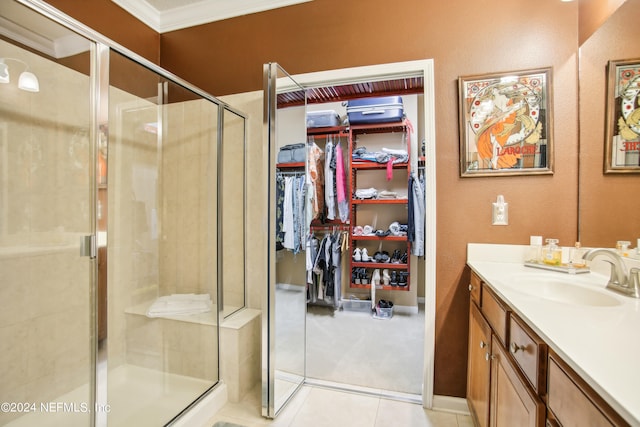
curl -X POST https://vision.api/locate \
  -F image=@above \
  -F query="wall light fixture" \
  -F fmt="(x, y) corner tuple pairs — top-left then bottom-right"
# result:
(0, 58), (40, 92)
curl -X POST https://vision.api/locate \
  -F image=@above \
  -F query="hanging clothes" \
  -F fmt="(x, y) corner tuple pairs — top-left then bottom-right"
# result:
(307, 230), (345, 307)
(408, 172), (425, 256)
(295, 175), (306, 251)
(324, 137), (336, 220)
(335, 141), (349, 223)
(277, 172), (307, 253)
(307, 140), (324, 221)
(330, 232), (344, 308)
(275, 174), (285, 249)
(283, 176), (295, 250)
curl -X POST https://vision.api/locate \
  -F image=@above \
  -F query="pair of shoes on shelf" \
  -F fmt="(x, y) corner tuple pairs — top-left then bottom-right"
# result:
(373, 251), (390, 263)
(352, 267), (369, 284)
(382, 269), (390, 286)
(353, 248), (372, 262)
(388, 270), (407, 286)
(353, 225), (375, 236)
(390, 250), (408, 264)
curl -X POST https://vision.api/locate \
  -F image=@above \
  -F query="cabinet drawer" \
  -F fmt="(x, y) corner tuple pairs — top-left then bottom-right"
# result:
(469, 271), (482, 304)
(481, 285), (508, 345)
(508, 314), (547, 395)
(548, 352), (628, 427)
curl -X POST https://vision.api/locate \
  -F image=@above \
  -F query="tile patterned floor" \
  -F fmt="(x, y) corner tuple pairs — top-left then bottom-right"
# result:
(206, 385), (473, 427)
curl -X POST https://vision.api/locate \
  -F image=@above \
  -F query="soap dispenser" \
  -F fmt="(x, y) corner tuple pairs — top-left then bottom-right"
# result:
(542, 238), (562, 266)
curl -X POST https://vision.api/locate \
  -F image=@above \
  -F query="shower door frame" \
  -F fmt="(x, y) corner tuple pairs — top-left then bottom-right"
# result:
(13, 1), (248, 426)
(262, 62), (309, 419)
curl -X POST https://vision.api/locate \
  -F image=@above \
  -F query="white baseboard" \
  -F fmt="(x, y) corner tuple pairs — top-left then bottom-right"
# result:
(431, 395), (470, 415)
(394, 304), (419, 314)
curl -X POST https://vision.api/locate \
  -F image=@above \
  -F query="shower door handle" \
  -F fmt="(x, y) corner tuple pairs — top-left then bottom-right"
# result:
(80, 234), (96, 258)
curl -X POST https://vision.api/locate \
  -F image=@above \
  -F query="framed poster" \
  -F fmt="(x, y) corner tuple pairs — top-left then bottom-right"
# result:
(605, 59), (640, 173)
(458, 67), (553, 177)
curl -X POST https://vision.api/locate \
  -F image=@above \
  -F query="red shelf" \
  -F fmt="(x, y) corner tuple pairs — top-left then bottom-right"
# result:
(351, 261), (408, 269)
(352, 198), (408, 205)
(277, 162), (304, 168)
(350, 283), (410, 291)
(349, 120), (408, 134)
(307, 125), (347, 135)
(351, 235), (407, 241)
(351, 161), (408, 170)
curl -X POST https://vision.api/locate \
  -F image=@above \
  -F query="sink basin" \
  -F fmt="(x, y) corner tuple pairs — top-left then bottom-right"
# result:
(505, 275), (622, 307)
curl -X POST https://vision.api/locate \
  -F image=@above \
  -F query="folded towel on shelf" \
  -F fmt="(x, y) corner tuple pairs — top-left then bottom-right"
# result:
(355, 188), (378, 199)
(377, 190), (398, 199)
(382, 147), (408, 156)
(146, 293), (212, 318)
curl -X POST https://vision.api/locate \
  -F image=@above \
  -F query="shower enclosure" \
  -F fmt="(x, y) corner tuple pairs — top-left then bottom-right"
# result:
(0, 1), (246, 426)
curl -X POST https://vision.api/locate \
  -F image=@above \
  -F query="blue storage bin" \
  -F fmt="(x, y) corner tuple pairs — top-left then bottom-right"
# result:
(347, 96), (404, 124)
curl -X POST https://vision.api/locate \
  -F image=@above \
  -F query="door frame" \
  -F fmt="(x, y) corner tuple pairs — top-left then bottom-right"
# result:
(279, 59), (437, 408)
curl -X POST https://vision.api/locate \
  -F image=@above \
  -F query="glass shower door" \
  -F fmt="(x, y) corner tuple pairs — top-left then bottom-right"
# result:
(0, 2), (95, 426)
(104, 50), (220, 426)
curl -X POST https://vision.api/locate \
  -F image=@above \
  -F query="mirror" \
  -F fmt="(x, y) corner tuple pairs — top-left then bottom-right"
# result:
(578, 0), (640, 247)
(262, 63), (307, 418)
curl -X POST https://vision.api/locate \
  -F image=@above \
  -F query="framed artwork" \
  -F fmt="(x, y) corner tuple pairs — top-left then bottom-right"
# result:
(604, 59), (640, 173)
(458, 67), (553, 177)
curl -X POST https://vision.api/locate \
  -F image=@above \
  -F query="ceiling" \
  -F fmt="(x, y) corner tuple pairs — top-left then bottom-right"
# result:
(111, 0), (313, 33)
(278, 76), (425, 108)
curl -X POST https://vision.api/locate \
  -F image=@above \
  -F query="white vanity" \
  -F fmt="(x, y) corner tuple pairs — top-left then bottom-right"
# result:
(466, 243), (640, 427)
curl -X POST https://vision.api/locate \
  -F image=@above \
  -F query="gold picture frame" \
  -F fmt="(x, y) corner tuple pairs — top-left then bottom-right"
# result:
(604, 58), (640, 173)
(458, 67), (553, 177)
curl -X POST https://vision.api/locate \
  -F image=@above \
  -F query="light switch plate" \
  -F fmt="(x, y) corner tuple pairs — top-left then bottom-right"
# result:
(492, 202), (508, 225)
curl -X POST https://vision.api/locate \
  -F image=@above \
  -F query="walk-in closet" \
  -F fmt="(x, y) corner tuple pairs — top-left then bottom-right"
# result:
(263, 62), (435, 417)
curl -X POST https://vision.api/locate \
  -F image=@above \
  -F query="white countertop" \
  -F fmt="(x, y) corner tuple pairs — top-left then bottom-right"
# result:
(467, 244), (640, 426)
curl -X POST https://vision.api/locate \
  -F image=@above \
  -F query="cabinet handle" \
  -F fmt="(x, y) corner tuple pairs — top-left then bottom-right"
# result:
(485, 353), (495, 361)
(479, 341), (487, 349)
(468, 284), (474, 291)
(510, 342), (526, 354)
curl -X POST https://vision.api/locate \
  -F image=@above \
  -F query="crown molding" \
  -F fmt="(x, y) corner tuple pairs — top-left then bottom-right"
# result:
(0, 15), (90, 58)
(112, 0), (312, 33)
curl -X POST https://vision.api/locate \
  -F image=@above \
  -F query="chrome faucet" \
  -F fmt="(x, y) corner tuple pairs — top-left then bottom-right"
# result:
(583, 248), (640, 298)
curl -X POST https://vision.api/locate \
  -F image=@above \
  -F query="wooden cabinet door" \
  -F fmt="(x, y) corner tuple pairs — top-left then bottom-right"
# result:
(490, 336), (544, 427)
(467, 301), (492, 427)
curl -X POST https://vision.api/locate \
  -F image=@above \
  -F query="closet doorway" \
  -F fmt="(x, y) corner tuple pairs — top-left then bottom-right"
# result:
(294, 62), (435, 405)
(263, 60), (436, 418)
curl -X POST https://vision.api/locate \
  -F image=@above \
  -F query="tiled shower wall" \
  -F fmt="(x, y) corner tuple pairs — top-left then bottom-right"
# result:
(108, 89), (219, 380)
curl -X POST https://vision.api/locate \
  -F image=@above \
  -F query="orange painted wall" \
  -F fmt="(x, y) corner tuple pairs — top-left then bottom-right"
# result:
(578, 0), (627, 44)
(160, 0), (580, 398)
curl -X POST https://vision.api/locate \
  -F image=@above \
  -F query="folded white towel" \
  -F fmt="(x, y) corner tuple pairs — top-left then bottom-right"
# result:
(382, 147), (408, 156)
(146, 293), (212, 318)
(355, 188), (378, 199)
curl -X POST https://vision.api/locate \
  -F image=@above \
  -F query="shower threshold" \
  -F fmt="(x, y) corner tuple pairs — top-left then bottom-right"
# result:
(5, 365), (215, 427)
